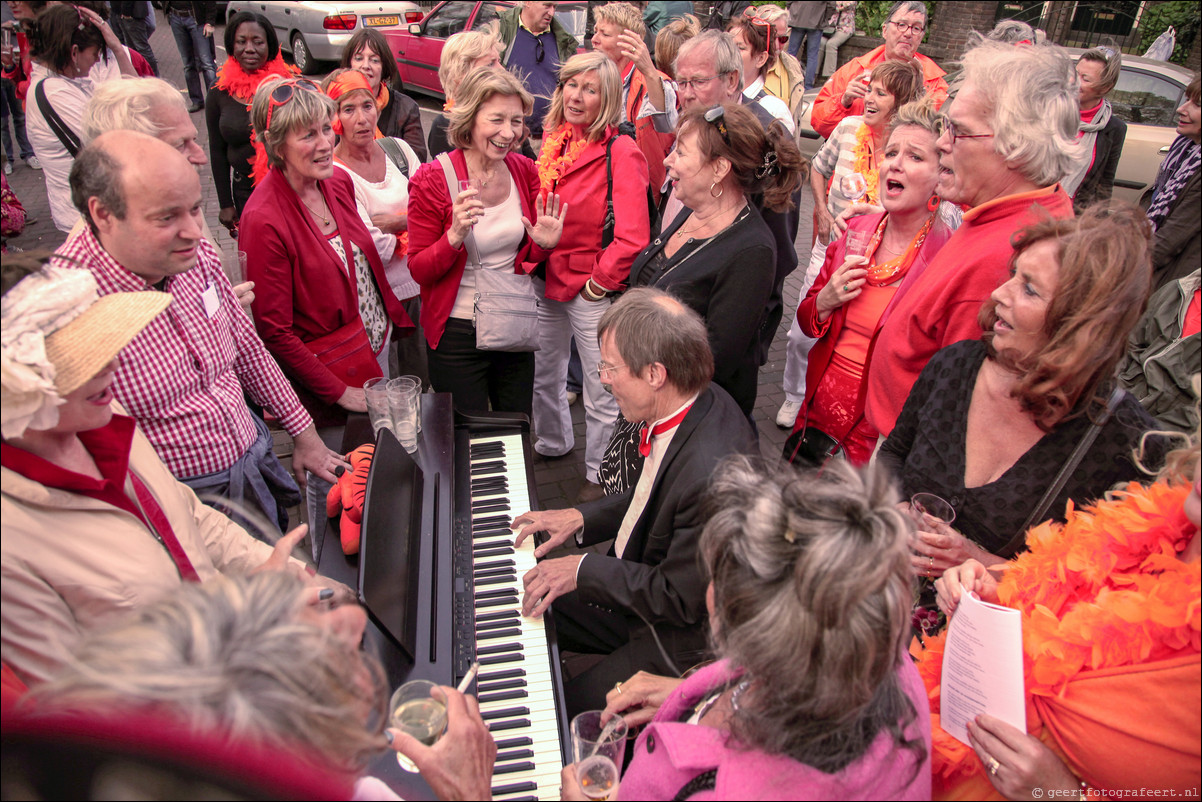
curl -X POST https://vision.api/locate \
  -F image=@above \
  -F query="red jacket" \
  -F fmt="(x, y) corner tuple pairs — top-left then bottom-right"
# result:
(811, 45), (948, 140)
(624, 63), (674, 206)
(240, 167), (412, 408)
(865, 186), (1074, 436)
(406, 150), (549, 349)
(543, 125), (650, 302)
(797, 211), (953, 422)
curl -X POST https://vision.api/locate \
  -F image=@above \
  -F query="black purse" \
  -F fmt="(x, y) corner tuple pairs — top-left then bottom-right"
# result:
(782, 424), (845, 468)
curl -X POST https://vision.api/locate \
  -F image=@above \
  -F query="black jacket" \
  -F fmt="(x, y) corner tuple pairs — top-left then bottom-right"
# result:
(1074, 114), (1127, 212)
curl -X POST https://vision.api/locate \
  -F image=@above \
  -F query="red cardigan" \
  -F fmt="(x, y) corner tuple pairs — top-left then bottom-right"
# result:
(865, 186), (1074, 437)
(407, 150), (549, 349)
(542, 125), (650, 302)
(797, 211), (953, 424)
(240, 167), (412, 408)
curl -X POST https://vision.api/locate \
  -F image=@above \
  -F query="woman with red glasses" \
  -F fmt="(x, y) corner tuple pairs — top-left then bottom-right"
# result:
(746, 5), (804, 117)
(726, 11), (795, 135)
(239, 77), (412, 434)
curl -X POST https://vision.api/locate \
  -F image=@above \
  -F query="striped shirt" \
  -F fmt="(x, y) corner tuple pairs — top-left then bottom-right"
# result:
(53, 230), (312, 479)
(812, 115), (871, 223)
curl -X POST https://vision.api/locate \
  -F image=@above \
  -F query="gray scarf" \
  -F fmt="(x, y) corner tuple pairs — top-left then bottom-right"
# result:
(1061, 99), (1113, 199)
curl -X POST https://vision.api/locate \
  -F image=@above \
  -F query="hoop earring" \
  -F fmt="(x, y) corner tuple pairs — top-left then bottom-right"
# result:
(927, 194), (940, 212)
(710, 181), (723, 199)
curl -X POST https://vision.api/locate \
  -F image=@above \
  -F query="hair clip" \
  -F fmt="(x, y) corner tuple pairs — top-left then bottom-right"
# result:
(783, 527), (797, 544)
(755, 150), (780, 179)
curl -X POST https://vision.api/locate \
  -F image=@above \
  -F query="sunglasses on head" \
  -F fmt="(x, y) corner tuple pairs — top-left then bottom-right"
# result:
(704, 105), (731, 147)
(264, 78), (321, 132)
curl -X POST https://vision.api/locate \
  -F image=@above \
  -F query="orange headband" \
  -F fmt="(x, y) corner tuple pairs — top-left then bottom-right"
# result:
(326, 71), (381, 137)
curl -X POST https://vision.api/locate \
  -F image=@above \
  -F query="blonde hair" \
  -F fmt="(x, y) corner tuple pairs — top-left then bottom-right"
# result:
(446, 67), (534, 150)
(543, 52), (622, 142)
(84, 77), (188, 141)
(752, 5), (787, 24)
(439, 22), (504, 103)
(593, 2), (645, 39)
(654, 14), (699, 77)
(250, 76), (336, 169)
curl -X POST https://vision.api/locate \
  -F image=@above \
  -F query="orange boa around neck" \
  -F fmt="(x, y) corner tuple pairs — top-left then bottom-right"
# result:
(535, 123), (589, 198)
(215, 53), (296, 102)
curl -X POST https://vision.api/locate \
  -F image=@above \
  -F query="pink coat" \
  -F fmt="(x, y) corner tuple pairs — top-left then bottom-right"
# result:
(617, 659), (932, 801)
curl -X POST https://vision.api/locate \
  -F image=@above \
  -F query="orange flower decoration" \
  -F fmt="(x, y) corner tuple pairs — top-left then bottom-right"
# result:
(849, 123), (881, 206)
(535, 123), (588, 199)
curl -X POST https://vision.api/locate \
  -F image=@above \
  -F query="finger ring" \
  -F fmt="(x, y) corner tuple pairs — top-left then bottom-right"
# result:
(614, 681), (624, 694)
(988, 756), (1000, 775)
(929, 556), (934, 567)
(843, 284), (849, 292)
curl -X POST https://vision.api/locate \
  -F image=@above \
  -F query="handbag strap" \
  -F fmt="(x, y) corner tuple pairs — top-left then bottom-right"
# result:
(378, 137), (410, 180)
(436, 152), (478, 268)
(672, 768), (717, 801)
(999, 385), (1126, 555)
(35, 79), (81, 158)
(601, 133), (617, 248)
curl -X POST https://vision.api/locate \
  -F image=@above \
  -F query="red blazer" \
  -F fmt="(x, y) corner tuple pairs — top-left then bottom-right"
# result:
(241, 167), (412, 408)
(796, 212), (953, 426)
(407, 150), (549, 349)
(543, 126), (650, 302)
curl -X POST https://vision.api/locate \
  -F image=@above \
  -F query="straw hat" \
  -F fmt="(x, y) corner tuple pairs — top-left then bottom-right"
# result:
(44, 291), (172, 395)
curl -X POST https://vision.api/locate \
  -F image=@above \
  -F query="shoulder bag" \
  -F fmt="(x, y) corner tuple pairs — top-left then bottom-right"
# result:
(436, 153), (540, 352)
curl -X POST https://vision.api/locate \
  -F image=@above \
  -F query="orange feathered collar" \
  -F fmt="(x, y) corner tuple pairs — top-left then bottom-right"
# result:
(214, 53), (296, 103)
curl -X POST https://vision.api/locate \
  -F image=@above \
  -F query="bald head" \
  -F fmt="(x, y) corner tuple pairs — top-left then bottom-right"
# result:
(71, 131), (205, 283)
(598, 287), (714, 394)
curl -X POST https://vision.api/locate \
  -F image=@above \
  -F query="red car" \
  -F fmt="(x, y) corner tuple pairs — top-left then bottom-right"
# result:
(385, 1), (586, 99)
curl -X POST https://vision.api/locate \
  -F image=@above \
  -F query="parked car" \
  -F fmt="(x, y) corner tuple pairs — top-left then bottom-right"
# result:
(384, 1), (587, 99)
(794, 48), (1193, 207)
(225, 1), (423, 74)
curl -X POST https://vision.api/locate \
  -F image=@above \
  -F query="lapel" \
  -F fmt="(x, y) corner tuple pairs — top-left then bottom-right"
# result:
(621, 387), (715, 560)
(273, 168), (356, 294)
(560, 129), (612, 180)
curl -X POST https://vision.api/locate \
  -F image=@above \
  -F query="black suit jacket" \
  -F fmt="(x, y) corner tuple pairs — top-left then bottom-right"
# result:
(572, 384), (757, 663)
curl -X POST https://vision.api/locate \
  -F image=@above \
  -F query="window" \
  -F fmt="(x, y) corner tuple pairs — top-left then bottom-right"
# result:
(473, 2), (505, 30)
(424, 2), (474, 39)
(1110, 68), (1185, 127)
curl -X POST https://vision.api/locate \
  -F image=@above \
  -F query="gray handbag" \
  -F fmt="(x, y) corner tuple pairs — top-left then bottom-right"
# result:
(437, 153), (541, 352)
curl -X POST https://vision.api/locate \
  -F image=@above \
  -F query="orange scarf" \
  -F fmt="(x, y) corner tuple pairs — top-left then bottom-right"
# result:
(535, 123), (589, 199)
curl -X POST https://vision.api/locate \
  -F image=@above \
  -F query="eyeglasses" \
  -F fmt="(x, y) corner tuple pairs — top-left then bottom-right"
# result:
(776, 34), (791, 46)
(676, 72), (731, 92)
(936, 115), (994, 145)
(264, 78), (321, 132)
(1095, 45), (1117, 60)
(704, 105), (731, 146)
(597, 360), (626, 380)
(888, 20), (926, 36)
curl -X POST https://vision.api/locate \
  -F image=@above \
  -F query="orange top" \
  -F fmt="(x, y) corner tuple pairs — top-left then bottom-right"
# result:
(833, 282), (898, 366)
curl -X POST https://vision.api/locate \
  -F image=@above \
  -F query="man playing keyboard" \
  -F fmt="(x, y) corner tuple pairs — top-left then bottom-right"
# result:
(513, 289), (757, 716)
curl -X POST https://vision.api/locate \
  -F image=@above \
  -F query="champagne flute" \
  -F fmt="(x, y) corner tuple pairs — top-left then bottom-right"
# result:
(571, 711), (627, 801)
(577, 754), (620, 800)
(389, 680), (447, 772)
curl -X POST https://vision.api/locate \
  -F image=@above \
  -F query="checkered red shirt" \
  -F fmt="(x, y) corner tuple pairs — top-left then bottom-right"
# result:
(53, 231), (312, 480)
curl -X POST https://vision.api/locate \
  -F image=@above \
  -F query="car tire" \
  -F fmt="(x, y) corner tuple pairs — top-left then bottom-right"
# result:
(291, 32), (318, 75)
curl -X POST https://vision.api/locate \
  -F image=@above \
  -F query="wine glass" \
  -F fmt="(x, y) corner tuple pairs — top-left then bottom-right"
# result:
(389, 680), (448, 772)
(911, 492), (956, 527)
(839, 172), (868, 203)
(571, 711), (628, 801)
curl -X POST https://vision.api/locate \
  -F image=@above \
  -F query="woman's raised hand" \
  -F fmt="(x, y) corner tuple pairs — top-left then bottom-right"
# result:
(522, 192), (567, 250)
(934, 559), (1000, 619)
(77, 6), (121, 49)
(448, 188), (484, 248)
(815, 256), (868, 318)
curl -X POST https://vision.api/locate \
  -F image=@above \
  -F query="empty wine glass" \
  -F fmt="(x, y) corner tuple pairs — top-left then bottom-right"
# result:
(839, 172), (868, 202)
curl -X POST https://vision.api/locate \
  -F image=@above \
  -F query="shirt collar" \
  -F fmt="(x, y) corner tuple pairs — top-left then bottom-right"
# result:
(0, 413), (136, 496)
(69, 228), (160, 293)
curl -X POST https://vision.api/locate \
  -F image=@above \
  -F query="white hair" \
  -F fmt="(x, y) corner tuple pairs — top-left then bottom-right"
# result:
(84, 78), (188, 142)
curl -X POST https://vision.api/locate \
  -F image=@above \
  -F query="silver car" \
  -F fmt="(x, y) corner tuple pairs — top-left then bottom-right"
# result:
(794, 50), (1194, 206)
(226, 1), (423, 74)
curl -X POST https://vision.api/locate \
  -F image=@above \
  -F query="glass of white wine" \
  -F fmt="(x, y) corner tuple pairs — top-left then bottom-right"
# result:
(389, 680), (448, 773)
(571, 710), (628, 801)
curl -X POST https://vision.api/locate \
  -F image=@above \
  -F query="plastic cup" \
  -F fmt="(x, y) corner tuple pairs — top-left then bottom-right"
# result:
(911, 492), (956, 526)
(388, 680), (447, 772)
(571, 711), (627, 800)
(364, 377), (392, 436)
(399, 374), (423, 433)
(386, 377), (419, 453)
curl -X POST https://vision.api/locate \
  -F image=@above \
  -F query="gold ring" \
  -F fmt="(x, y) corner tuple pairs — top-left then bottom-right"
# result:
(988, 757), (1000, 775)
(615, 681), (624, 694)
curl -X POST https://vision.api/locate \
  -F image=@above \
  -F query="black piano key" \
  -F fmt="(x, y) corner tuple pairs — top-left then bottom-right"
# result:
(473, 566), (517, 577)
(475, 596), (518, 609)
(472, 515), (512, 529)
(495, 797), (537, 801)
(476, 641), (522, 656)
(472, 496), (510, 509)
(472, 547), (514, 558)
(476, 677), (527, 692)
(474, 588), (518, 600)
(473, 538), (512, 551)
(486, 718), (532, 733)
(478, 689), (529, 704)
(470, 441), (505, 455)
(473, 527), (513, 540)
(473, 559), (516, 571)
(479, 652), (524, 664)
(475, 618), (519, 631)
(494, 748), (535, 763)
(471, 502), (512, 515)
(471, 484), (508, 498)
(470, 460), (505, 475)
(492, 761), (536, 776)
(480, 705), (529, 721)
(492, 736), (533, 750)
(474, 574), (517, 587)
(491, 781), (537, 796)
(477, 666), (524, 680)
(475, 610), (520, 623)
(475, 627), (522, 641)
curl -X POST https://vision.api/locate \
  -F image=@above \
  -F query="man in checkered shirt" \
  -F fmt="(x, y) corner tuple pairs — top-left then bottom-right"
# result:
(53, 131), (346, 534)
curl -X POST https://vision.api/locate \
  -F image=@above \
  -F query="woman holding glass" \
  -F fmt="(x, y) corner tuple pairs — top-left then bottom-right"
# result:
(878, 206), (1164, 578)
(786, 99), (952, 464)
(776, 57), (924, 429)
(562, 457), (932, 800)
(530, 52), (650, 490)
(407, 68), (565, 416)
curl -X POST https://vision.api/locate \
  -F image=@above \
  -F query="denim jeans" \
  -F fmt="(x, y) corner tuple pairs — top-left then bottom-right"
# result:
(0, 77), (35, 162)
(117, 15), (159, 76)
(168, 12), (215, 105)
(787, 26), (824, 90)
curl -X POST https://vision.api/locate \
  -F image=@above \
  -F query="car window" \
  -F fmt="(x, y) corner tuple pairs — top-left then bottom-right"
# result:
(425, 2), (474, 38)
(554, 5), (587, 40)
(1110, 68), (1184, 127)
(473, 2), (505, 30)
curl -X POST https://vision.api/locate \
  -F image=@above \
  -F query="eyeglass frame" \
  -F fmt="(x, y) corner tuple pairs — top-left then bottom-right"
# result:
(533, 36), (545, 64)
(936, 115), (995, 145)
(596, 360), (627, 381)
(887, 19), (926, 36)
(703, 105), (732, 147)
(264, 78), (322, 133)
(676, 71), (734, 93)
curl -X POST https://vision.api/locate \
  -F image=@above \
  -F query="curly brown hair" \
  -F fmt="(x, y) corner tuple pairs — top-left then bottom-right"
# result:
(979, 203), (1153, 429)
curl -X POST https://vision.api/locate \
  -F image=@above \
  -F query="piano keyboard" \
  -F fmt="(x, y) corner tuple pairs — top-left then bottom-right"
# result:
(468, 433), (565, 801)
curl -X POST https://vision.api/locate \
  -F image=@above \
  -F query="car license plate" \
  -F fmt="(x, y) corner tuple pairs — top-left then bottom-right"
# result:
(364, 15), (398, 26)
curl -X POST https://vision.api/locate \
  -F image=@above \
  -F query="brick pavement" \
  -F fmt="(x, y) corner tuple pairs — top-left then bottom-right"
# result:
(3, 10), (814, 515)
